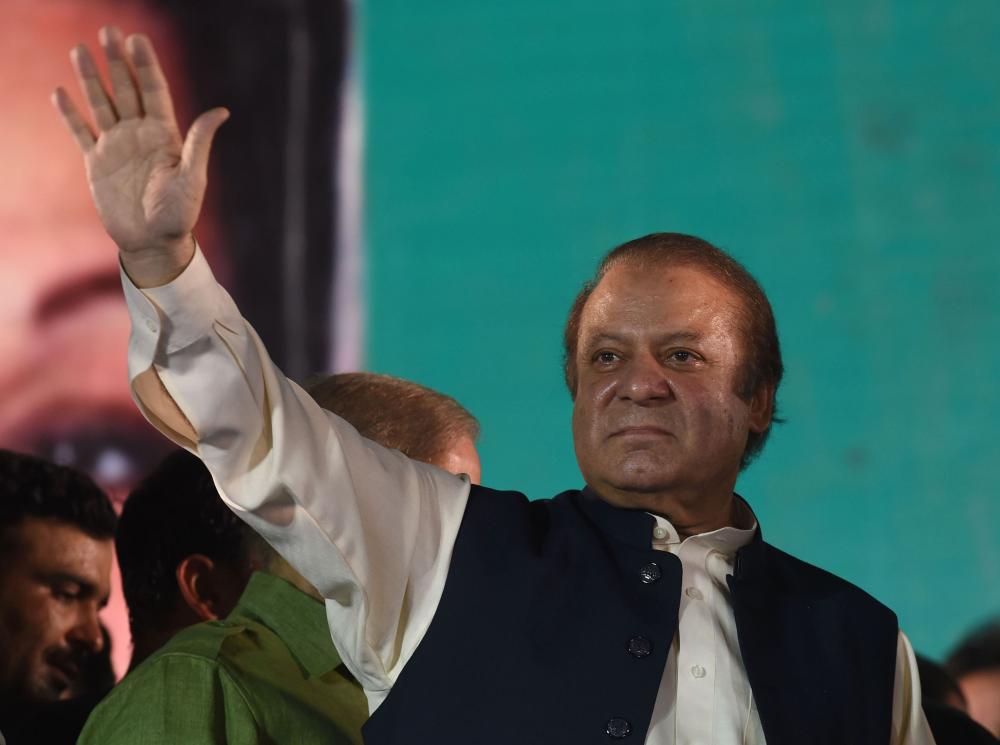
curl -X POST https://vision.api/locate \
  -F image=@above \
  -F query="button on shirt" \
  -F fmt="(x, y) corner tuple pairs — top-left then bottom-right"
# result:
(645, 507), (768, 744)
(119, 247), (935, 744)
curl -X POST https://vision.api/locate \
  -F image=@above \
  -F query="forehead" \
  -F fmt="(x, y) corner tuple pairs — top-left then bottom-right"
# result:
(435, 435), (482, 482)
(4, 517), (112, 582)
(579, 262), (745, 340)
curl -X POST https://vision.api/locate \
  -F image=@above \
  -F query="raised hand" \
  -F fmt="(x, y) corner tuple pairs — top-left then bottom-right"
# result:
(53, 26), (228, 287)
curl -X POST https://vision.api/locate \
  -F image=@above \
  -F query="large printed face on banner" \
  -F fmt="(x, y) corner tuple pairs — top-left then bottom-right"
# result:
(0, 2), (208, 496)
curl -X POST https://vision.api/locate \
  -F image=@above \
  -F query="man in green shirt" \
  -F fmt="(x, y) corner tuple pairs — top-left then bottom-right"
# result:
(80, 571), (369, 743)
(79, 372), (482, 744)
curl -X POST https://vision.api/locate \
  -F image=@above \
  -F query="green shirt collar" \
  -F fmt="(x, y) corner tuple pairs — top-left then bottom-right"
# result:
(229, 571), (342, 677)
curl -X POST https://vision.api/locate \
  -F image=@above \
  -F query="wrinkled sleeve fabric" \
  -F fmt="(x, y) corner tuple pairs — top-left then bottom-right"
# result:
(892, 630), (937, 745)
(121, 247), (471, 706)
(77, 655), (261, 745)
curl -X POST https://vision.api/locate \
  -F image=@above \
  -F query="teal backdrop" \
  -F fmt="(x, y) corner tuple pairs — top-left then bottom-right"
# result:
(361, 1), (1000, 658)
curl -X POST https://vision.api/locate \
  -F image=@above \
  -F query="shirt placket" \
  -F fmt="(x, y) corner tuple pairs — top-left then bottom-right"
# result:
(674, 539), (717, 745)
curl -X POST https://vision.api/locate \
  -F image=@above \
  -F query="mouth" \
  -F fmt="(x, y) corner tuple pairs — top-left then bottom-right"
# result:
(46, 657), (80, 692)
(610, 426), (673, 438)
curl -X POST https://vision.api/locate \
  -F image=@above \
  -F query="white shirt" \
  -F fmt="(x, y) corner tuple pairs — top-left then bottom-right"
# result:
(121, 247), (935, 744)
(648, 508), (767, 744)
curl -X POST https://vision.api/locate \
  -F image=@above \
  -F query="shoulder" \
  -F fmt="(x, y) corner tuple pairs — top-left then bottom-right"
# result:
(465, 486), (581, 518)
(463, 484), (556, 524)
(79, 624), (258, 744)
(462, 486), (578, 540)
(148, 619), (250, 663)
(757, 541), (897, 624)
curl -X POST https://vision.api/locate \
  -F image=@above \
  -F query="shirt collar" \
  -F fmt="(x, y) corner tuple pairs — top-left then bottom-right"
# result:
(577, 486), (761, 552)
(229, 572), (343, 677)
(650, 494), (758, 555)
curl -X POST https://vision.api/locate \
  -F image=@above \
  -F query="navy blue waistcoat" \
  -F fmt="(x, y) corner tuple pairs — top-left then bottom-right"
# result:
(363, 487), (898, 744)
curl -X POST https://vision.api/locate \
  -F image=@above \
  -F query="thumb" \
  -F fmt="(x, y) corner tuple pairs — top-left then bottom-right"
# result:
(181, 107), (229, 184)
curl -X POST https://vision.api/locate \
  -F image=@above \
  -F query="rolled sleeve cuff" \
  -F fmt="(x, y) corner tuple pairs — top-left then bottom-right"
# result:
(122, 245), (243, 379)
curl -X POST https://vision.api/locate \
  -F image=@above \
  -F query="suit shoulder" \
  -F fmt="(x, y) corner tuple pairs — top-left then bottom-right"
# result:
(760, 541), (897, 623)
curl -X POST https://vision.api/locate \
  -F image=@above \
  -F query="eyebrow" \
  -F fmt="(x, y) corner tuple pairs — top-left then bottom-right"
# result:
(33, 268), (123, 324)
(585, 330), (705, 348)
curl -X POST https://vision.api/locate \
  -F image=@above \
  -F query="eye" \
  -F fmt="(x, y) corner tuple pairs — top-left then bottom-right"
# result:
(594, 351), (621, 366)
(667, 349), (698, 364)
(51, 583), (82, 603)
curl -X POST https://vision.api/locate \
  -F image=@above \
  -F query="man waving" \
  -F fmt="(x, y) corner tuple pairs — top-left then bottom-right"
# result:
(54, 28), (934, 744)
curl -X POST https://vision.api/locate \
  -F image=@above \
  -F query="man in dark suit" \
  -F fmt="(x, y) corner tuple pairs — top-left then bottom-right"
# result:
(54, 28), (934, 744)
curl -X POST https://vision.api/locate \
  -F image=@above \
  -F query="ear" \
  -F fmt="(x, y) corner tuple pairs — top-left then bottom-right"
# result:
(176, 554), (223, 622)
(748, 385), (774, 434)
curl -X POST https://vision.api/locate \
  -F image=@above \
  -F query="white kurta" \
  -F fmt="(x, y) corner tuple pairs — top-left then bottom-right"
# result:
(121, 247), (935, 744)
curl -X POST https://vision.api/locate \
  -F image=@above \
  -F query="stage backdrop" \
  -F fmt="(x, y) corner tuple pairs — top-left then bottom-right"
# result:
(361, 0), (1000, 658)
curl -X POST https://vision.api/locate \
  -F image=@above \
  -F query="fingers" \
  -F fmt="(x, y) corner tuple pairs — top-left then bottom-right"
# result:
(51, 87), (97, 152)
(181, 108), (230, 185)
(125, 33), (177, 124)
(70, 44), (118, 131)
(99, 26), (141, 120)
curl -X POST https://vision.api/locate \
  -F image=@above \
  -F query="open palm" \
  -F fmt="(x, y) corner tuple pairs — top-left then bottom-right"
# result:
(53, 27), (227, 278)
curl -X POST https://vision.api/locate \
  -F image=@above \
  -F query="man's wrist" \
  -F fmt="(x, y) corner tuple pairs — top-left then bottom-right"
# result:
(119, 233), (197, 288)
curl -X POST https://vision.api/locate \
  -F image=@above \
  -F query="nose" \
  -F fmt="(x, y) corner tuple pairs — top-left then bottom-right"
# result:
(618, 353), (672, 404)
(68, 604), (105, 655)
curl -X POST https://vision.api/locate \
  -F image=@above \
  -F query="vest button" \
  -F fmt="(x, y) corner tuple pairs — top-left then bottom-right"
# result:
(627, 636), (653, 658)
(639, 562), (661, 583)
(605, 717), (631, 739)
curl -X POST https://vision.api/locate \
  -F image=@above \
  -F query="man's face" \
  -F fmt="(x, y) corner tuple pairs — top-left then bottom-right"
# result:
(0, 2), (202, 497)
(959, 670), (1000, 738)
(571, 262), (771, 506)
(0, 518), (112, 703)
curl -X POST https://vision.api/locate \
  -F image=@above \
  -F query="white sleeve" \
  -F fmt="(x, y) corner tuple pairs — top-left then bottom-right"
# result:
(122, 246), (470, 706)
(892, 630), (937, 744)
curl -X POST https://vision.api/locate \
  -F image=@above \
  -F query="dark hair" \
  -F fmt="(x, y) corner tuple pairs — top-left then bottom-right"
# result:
(916, 654), (966, 708)
(116, 450), (256, 635)
(562, 232), (784, 469)
(0, 449), (116, 552)
(946, 618), (1000, 678)
(306, 372), (480, 465)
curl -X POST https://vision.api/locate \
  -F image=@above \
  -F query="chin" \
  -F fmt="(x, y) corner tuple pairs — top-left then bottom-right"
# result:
(610, 457), (681, 494)
(28, 679), (65, 704)
(607, 472), (680, 496)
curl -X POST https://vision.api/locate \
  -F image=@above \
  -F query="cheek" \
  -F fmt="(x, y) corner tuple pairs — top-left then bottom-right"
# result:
(0, 602), (27, 649)
(718, 400), (751, 444)
(589, 375), (618, 403)
(688, 388), (748, 437)
(571, 398), (600, 463)
(571, 390), (601, 441)
(572, 375), (617, 427)
(0, 598), (49, 666)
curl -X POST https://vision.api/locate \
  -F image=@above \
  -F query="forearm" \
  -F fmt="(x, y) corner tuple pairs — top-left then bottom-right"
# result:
(122, 245), (470, 693)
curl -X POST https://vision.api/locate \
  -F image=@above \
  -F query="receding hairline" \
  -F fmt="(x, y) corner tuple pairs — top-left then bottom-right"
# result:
(571, 254), (759, 363)
(561, 232), (784, 469)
